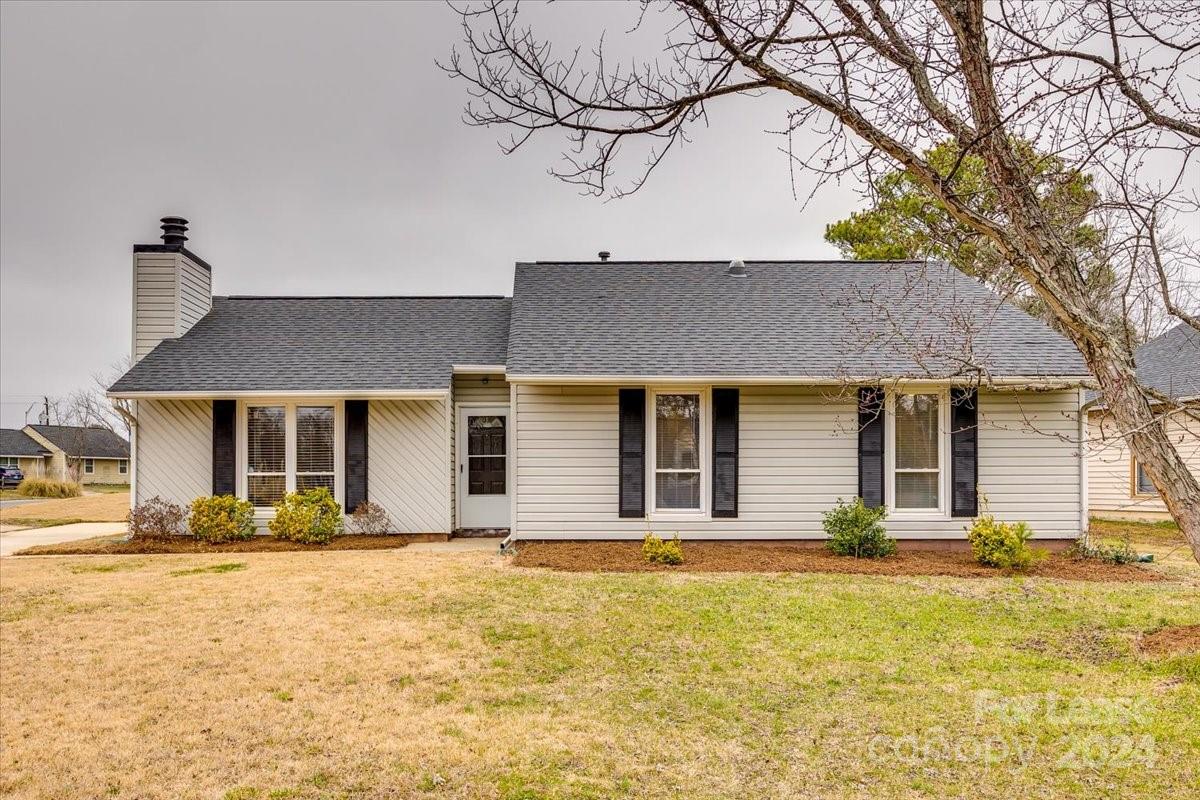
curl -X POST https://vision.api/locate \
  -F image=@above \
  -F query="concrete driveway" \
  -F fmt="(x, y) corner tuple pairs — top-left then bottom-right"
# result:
(0, 497), (48, 510)
(0, 522), (127, 557)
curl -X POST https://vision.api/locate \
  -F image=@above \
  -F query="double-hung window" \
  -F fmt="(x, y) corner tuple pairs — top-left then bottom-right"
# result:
(83, 458), (95, 475)
(652, 391), (705, 513)
(118, 459), (128, 475)
(1133, 461), (1157, 496)
(244, 402), (339, 508)
(891, 392), (942, 511)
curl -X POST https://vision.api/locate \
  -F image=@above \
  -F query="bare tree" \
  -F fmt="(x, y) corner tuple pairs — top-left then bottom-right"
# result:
(444, 0), (1200, 561)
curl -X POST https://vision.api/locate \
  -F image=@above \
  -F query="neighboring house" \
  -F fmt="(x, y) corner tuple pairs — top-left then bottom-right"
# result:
(1086, 324), (1200, 521)
(110, 217), (1093, 544)
(21, 424), (131, 485)
(0, 428), (51, 478)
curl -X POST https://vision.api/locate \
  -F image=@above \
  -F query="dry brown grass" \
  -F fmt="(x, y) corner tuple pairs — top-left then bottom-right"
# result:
(1, 549), (1196, 799)
(0, 491), (129, 525)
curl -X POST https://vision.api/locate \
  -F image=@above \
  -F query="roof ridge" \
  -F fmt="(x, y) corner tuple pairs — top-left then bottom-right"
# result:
(520, 259), (928, 266)
(220, 295), (511, 300)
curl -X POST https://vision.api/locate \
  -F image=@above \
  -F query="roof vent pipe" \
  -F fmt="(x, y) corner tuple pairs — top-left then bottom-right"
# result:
(598, 250), (611, 262)
(160, 216), (189, 246)
(726, 258), (748, 277)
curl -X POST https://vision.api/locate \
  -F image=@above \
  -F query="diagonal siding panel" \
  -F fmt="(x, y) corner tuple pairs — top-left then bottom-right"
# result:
(136, 400), (212, 518)
(369, 399), (451, 533)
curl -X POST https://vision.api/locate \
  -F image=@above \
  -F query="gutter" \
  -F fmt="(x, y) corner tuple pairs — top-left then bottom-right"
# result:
(505, 374), (1095, 388)
(107, 389), (451, 400)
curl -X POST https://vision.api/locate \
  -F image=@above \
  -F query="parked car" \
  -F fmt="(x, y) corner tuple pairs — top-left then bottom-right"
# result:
(0, 466), (24, 489)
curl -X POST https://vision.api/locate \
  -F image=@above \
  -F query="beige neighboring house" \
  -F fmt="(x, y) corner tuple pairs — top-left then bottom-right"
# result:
(19, 424), (131, 485)
(1086, 324), (1200, 521)
(0, 428), (52, 479)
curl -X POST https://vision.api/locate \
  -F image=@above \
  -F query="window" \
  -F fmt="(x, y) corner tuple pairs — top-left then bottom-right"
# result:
(1134, 461), (1157, 496)
(118, 459), (128, 475)
(296, 406), (335, 492)
(0, 457), (16, 468)
(653, 392), (703, 511)
(243, 402), (340, 508)
(892, 393), (941, 511)
(83, 458), (95, 474)
(247, 406), (286, 506)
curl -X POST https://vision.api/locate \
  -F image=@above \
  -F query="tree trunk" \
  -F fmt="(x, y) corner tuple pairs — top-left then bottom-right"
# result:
(1083, 341), (1200, 561)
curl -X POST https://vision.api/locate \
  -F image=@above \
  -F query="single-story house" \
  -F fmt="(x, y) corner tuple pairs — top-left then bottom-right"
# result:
(1086, 324), (1200, 521)
(0, 428), (52, 478)
(19, 424), (131, 485)
(110, 217), (1094, 544)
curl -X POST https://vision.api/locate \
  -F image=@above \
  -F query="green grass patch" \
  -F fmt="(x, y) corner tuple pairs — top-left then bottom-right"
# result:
(84, 484), (131, 494)
(67, 561), (144, 574)
(169, 562), (247, 577)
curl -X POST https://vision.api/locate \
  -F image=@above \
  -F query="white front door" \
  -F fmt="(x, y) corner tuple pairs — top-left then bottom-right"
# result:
(457, 405), (511, 529)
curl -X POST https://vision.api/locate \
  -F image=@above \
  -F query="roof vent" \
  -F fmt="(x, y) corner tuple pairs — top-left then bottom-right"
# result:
(598, 250), (611, 262)
(726, 258), (748, 277)
(160, 216), (189, 246)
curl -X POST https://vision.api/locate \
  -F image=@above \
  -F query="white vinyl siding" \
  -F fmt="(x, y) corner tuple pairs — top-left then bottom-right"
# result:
(514, 385), (1083, 540)
(1088, 409), (1200, 517)
(369, 399), (452, 533)
(134, 399), (212, 511)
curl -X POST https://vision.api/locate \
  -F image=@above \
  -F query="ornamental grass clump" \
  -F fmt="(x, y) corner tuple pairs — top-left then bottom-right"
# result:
(189, 495), (256, 543)
(642, 533), (684, 565)
(823, 497), (895, 558)
(16, 478), (82, 498)
(269, 487), (343, 545)
(966, 514), (1045, 570)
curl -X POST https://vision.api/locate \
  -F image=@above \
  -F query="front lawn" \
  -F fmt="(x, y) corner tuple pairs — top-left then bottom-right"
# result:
(0, 490), (128, 528)
(1, 549), (1196, 799)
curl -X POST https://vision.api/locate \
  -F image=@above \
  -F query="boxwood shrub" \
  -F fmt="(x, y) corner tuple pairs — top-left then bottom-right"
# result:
(823, 497), (896, 558)
(269, 487), (343, 545)
(189, 495), (256, 543)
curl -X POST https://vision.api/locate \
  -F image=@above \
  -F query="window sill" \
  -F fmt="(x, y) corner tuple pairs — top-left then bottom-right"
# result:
(647, 511), (709, 523)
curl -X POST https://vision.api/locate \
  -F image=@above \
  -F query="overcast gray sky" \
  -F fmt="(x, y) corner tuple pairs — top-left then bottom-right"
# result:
(0, 1), (860, 429)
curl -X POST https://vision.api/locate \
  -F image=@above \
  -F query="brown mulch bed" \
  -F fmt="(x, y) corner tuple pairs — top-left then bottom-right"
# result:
(512, 541), (1166, 583)
(14, 533), (444, 557)
(1138, 624), (1200, 656)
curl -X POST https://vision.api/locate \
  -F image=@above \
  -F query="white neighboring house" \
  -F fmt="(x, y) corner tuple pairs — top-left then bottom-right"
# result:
(1086, 324), (1200, 521)
(109, 217), (1096, 545)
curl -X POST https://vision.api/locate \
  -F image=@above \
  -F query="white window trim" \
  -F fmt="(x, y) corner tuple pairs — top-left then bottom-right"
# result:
(118, 459), (128, 474)
(646, 386), (711, 520)
(236, 399), (344, 516)
(83, 458), (95, 474)
(1132, 459), (1157, 497)
(884, 387), (950, 517)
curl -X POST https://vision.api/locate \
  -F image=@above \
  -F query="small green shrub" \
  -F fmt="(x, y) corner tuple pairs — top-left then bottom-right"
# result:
(642, 533), (684, 565)
(16, 478), (82, 498)
(268, 487), (343, 544)
(127, 496), (186, 539)
(823, 497), (895, 558)
(1072, 537), (1139, 565)
(189, 495), (256, 543)
(966, 514), (1045, 570)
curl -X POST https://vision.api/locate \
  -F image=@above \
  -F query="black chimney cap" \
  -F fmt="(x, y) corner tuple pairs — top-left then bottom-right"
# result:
(598, 250), (611, 262)
(160, 216), (189, 246)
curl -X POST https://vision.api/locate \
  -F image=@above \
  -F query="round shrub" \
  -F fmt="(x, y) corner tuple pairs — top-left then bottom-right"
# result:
(346, 501), (394, 536)
(127, 496), (186, 540)
(823, 497), (896, 558)
(642, 533), (684, 565)
(269, 487), (343, 544)
(966, 514), (1044, 570)
(189, 495), (256, 543)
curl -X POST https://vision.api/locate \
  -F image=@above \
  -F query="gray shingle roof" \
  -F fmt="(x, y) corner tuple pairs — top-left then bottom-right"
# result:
(1133, 323), (1200, 399)
(28, 425), (129, 459)
(506, 260), (1088, 379)
(0, 428), (50, 457)
(110, 296), (512, 394)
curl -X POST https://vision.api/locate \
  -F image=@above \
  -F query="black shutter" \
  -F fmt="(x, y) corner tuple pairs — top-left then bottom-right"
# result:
(950, 388), (979, 517)
(618, 388), (646, 518)
(345, 400), (368, 514)
(858, 387), (885, 508)
(711, 388), (739, 518)
(212, 399), (236, 496)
